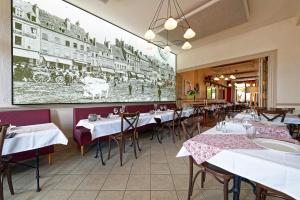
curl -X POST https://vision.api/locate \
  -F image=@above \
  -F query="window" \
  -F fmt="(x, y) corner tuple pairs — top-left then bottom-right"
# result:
(12, 7), (16, 14)
(73, 43), (77, 48)
(42, 33), (48, 40)
(31, 27), (36, 34)
(86, 47), (90, 51)
(77, 35), (80, 39)
(207, 86), (216, 99)
(15, 22), (22, 30)
(16, 8), (22, 17)
(54, 37), (60, 44)
(235, 83), (246, 102)
(27, 13), (31, 20)
(15, 36), (22, 45)
(31, 16), (36, 22)
(80, 45), (84, 50)
(65, 40), (70, 47)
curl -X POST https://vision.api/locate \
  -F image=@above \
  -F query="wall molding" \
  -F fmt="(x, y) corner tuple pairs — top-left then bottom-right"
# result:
(276, 103), (300, 106)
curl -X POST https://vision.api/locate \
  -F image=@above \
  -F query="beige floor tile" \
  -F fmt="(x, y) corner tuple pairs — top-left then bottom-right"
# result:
(70, 159), (97, 174)
(131, 163), (150, 174)
(77, 174), (107, 190)
(196, 174), (223, 190)
(68, 190), (99, 200)
(202, 189), (224, 200)
(151, 190), (178, 200)
(151, 163), (170, 174)
(126, 175), (150, 190)
(110, 162), (132, 175)
(41, 190), (73, 200)
(53, 174), (86, 190)
(96, 190), (124, 200)
(102, 175), (129, 190)
(151, 175), (174, 190)
(151, 153), (167, 163)
(172, 175), (190, 190)
(176, 190), (205, 200)
(123, 191), (150, 200)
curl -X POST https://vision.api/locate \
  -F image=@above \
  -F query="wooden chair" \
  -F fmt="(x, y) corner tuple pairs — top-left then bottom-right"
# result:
(181, 121), (233, 200)
(164, 108), (183, 143)
(0, 125), (14, 200)
(181, 116), (202, 140)
(107, 112), (141, 166)
(256, 183), (295, 200)
(257, 109), (287, 122)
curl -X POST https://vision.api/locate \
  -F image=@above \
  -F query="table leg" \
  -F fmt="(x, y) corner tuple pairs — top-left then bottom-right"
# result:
(35, 149), (41, 192)
(187, 156), (193, 200)
(233, 175), (241, 200)
(95, 139), (105, 166)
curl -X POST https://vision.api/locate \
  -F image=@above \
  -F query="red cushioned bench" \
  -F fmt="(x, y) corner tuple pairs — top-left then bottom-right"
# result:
(0, 109), (54, 164)
(73, 103), (176, 156)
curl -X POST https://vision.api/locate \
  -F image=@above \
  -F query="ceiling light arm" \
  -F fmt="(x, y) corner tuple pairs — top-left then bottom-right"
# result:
(149, 0), (165, 29)
(174, 0), (191, 27)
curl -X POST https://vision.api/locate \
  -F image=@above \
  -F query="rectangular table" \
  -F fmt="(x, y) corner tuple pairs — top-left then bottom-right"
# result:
(177, 122), (300, 200)
(3, 123), (68, 192)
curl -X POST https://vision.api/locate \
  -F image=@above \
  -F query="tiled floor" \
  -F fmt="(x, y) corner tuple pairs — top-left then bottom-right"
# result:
(4, 127), (267, 200)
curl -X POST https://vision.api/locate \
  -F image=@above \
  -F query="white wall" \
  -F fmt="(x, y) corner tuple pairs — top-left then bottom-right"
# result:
(178, 17), (300, 111)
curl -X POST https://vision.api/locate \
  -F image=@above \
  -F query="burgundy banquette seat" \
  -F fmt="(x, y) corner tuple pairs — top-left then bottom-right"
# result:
(73, 103), (176, 156)
(0, 109), (54, 164)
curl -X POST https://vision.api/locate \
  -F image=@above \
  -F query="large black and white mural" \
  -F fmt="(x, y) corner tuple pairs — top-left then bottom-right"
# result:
(12, 0), (176, 104)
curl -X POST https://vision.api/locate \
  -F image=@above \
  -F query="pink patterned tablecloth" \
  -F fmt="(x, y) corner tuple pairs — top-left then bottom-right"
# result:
(183, 134), (263, 164)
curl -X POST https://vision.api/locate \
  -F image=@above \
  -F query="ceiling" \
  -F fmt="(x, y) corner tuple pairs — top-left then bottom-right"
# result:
(66, 0), (300, 52)
(198, 59), (259, 81)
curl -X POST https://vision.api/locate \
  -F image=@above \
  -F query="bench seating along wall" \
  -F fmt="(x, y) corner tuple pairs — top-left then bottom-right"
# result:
(73, 103), (176, 156)
(0, 109), (54, 162)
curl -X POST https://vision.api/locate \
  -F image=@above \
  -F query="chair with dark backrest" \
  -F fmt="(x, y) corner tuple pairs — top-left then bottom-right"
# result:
(256, 183), (295, 200)
(181, 120), (233, 200)
(107, 112), (141, 166)
(257, 109), (287, 123)
(165, 108), (183, 143)
(0, 125), (14, 200)
(181, 116), (202, 140)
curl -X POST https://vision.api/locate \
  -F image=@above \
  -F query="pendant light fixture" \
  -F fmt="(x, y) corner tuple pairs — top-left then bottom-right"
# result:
(145, 0), (196, 51)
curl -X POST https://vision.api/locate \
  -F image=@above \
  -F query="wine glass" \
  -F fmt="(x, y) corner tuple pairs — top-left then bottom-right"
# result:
(163, 105), (167, 111)
(119, 107), (124, 113)
(160, 105), (163, 111)
(113, 108), (118, 115)
(154, 104), (158, 111)
(242, 118), (252, 132)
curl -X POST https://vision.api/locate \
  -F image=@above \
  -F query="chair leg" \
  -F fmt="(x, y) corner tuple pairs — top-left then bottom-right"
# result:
(0, 174), (4, 200)
(171, 124), (176, 143)
(223, 179), (229, 200)
(201, 171), (206, 188)
(6, 167), (14, 195)
(132, 137), (137, 159)
(136, 132), (142, 151)
(177, 124), (181, 140)
(256, 184), (263, 200)
(108, 137), (112, 160)
(80, 145), (84, 156)
(188, 157), (194, 200)
(119, 138), (123, 166)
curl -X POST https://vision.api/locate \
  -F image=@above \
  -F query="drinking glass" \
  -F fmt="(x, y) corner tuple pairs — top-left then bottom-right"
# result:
(216, 122), (222, 131)
(119, 107), (124, 113)
(246, 126), (256, 139)
(113, 108), (118, 115)
(163, 105), (167, 111)
(160, 105), (163, 111)
(242, 118), (252, 132)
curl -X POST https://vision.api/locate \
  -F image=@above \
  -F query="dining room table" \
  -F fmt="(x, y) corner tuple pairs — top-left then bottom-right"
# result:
(3, 123), (68, 192)
(177, 119), (300, 200)
(76, 108), (195, 163)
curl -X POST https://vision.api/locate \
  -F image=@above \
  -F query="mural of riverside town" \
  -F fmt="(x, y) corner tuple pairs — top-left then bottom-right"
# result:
(12, 0), (176, 104)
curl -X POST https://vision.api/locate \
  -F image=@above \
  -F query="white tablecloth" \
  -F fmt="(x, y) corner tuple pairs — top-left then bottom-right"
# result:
(77, 108), (195, 140)
(177, 122), (300, 199)
(3, 123), (68, 156)
(235, 112), (300, 125)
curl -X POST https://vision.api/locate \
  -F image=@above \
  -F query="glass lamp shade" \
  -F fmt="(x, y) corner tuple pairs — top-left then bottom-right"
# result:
(164, 45), (171, 52)
(144, 29), (156, 40)
(214, 77), (220, 81)
(228, 83), (232, 87)
(181, 41), (192, 50)
(164, 18), (177, 30)
(183, 28), (196, 39)
(230, 75), (236, 79)
(220, 75), (224, 79)
(224, 77), (229, 81)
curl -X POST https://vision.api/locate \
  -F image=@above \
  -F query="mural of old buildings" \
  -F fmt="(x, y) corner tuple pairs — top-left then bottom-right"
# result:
(12, 0), (176, 103)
